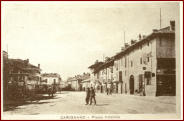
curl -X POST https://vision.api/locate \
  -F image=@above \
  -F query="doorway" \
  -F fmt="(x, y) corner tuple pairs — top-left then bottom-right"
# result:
(129, 75), (134, 94)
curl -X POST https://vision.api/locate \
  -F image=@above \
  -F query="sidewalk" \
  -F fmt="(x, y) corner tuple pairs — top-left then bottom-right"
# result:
(3, 94), (55, 111)
(96, 92), (176, 105)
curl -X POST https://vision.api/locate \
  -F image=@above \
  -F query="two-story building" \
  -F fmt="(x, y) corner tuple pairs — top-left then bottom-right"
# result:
(41, 73), (61, 85)
(112, 21), (175, 96)
(67, 76), (82, 91)
(88, 21), (175, 96)
(88, 60), (104, 89)
(93, 57), (114, 93)
(67, 73), (90, 91)
(4, 56), (41, 99)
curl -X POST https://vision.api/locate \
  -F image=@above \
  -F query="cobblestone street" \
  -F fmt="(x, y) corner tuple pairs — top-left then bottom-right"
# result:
(3, 91), (176, 115)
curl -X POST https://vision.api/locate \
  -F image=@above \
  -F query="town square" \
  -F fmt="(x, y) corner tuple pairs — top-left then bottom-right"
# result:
(1, 1), (182, 120)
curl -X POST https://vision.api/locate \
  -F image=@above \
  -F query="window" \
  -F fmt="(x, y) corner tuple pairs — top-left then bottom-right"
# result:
(116, 63), (118, 70)
(147, 42), (149, 46)
(140, 57), (142, 64)
(110, 67), (113, 73)
(159, 37), (162, 46)
(121, 58), (123, 67)
(131, 61), (133, 67)
(146, 78), (151, 85)
(147, 57), (150, 62)
(53, 79), (56, 84)
(119, 71), (122, 82)
(125, 57), (127, 68)
(140, 45), (142, 50)
(119, 60), (121, 69)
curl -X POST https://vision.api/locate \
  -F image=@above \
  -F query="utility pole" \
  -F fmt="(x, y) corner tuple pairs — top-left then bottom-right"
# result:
(124, 31), (126, 46)
(7, 44), (9, 58)
(7, 44), (8, 53)
(160, 8), (162, 29)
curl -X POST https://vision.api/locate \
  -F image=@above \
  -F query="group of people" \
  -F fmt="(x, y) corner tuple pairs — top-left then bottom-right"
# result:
(85, 87), (96, 105)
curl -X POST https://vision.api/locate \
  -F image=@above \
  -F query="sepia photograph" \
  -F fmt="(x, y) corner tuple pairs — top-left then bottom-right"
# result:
(1, 1), (183, 120)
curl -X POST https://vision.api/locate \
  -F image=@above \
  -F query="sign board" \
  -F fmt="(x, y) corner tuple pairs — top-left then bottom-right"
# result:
(144, 71), (151, 78)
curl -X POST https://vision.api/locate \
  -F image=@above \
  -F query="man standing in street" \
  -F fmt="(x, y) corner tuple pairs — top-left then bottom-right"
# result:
(85, 87), (90, 105)
(89, 87), (96, 105)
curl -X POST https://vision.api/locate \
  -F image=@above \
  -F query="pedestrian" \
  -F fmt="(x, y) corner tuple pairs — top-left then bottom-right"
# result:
(107, 83), (111, 95)
(85, 87), (90, 105)
(106, 88), (109, 95)
(89, 87), (96, 105)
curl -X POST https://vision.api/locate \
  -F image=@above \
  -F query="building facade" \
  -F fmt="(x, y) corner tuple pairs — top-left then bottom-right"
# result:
(41, 73), (62, 92)
(88, 21), (175, 96)
(67, 73), (90, 91)
(67, 77), (79, 91)
(3, 53), (42, 100)
(88, 60), (104, 90)
(41, 73), (61, 85)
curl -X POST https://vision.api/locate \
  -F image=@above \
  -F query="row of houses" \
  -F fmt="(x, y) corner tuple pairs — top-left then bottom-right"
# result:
(3, 51), (63, 101)
(66, 73), (90, 91)
(87, 21), (176, 96)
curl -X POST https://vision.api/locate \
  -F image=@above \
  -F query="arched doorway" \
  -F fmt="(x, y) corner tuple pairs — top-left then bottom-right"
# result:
(129, 75), (134, 94)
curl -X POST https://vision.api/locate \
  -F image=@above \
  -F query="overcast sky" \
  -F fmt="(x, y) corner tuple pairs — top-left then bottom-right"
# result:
(2, 2), (180, 80)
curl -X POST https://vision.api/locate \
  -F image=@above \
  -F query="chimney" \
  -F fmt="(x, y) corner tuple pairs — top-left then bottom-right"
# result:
(170, 20), (175, 31)
(138, 34), (142, 40)
(131, 40), (137, 45)
(24, 59), (29, 65)
(153, 29), (158, 33)
(95, 60), (98, 64)
(142, 35), (146, 39)
(27, 59), (29, 63)
(121, 47), (125, 51)
(125, 43), (129, 48)
(105, 57), (110, 62)
(38, 64), (40, 69)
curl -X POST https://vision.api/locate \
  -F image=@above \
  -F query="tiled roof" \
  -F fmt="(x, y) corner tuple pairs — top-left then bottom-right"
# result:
(67, 73), (90, 82)
(113, 30), (175, 59)
(92, 26), (175, 73)
(8, 59), (40, 71)
(88, 62), (104, 69)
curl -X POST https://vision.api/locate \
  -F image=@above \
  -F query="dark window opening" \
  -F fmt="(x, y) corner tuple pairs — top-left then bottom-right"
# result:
(146, 78), (151, 85)
(131, 61), (133, 67)
(119, 71), (122, 82)
(159, 37), (162, 46)
(157, 58), (175, 70)
(147, 57), (149, 62)
(125, 58), (127, 68)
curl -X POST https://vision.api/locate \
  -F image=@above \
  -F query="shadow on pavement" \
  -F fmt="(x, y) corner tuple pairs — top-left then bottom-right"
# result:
(95, 104), (109, 106)
(3, 94), (57, 112)
(57, 92), (69, 94)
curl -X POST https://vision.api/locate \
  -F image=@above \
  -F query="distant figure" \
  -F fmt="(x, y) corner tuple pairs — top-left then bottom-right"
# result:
(48, 85), (54, 97)
(106, 88), (109, 95)
(109, 83), (113, 95)
(85, 87), (90, 105)
(107, 83), (111, 95)
(59, 87), (62, 94)
(89, 87), (96, 105)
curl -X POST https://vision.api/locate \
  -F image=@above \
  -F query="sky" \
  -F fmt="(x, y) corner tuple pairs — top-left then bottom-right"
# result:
(1, 2), (180, 80)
